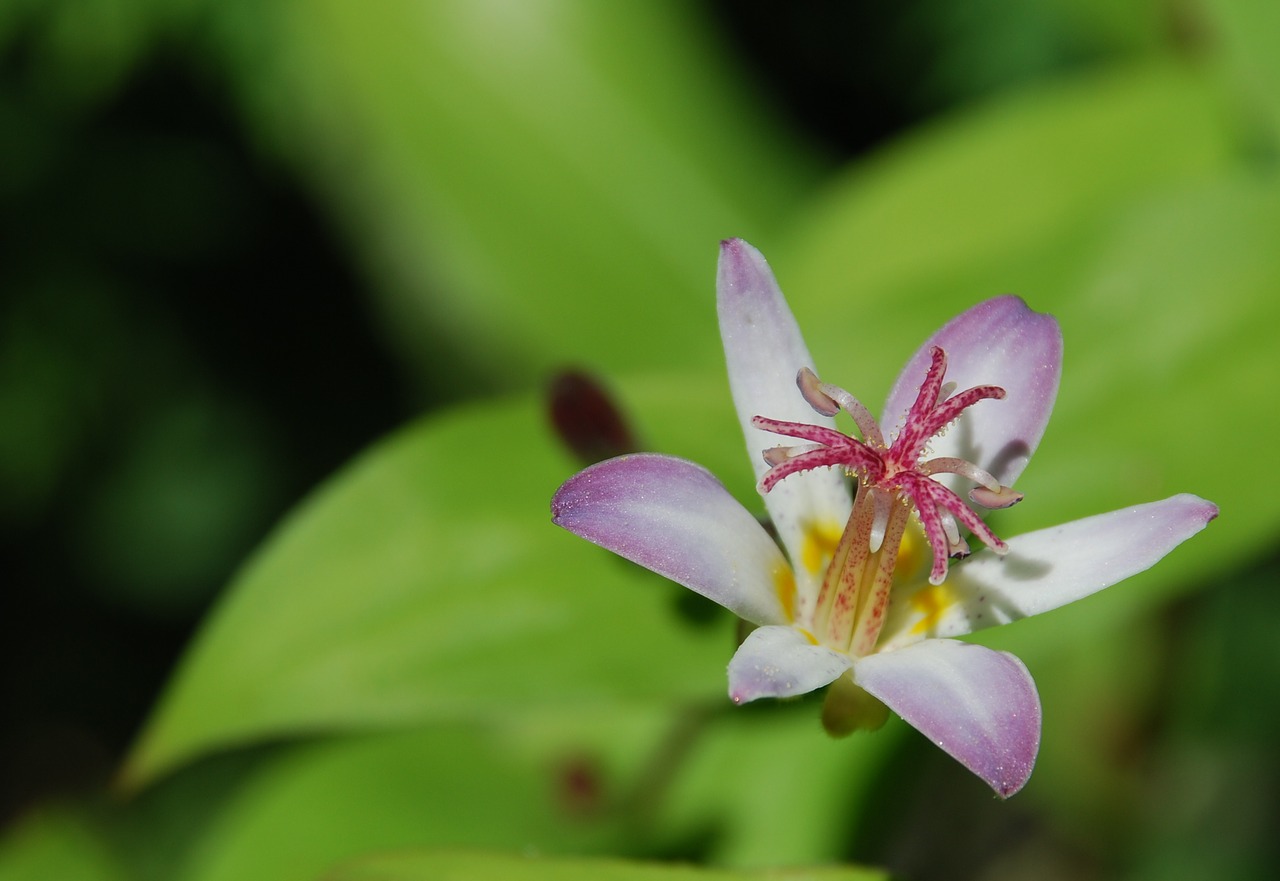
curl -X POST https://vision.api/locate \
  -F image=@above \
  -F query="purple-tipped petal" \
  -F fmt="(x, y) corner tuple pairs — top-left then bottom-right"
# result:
(883, 296), (1062, 488)
(552, 453), (790, 626)
(727, 625), (852, 703)
(717, 239), (853, 575)
(879, 493), (1219, 649)
(855, 640), (1041, 798)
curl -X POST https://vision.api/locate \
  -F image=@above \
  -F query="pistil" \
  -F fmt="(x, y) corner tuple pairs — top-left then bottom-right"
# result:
(813, 485), (877, 650)
(850, 498), (910, 655)
(754, 344), (1024, 654)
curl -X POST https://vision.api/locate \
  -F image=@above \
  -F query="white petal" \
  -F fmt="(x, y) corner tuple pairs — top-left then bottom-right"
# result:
(879, 494), (1219, 649)
(855, 640), (1041, 797)
(717, 239), (853, 589)
(883, 295), (1062, 487)
(552, 453), (790, 626)
(727, 625), (852, 703)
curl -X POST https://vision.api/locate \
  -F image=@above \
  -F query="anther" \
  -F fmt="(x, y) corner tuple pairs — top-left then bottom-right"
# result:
(969, 485), (1025, 509)
(762, 447), (792, 467)
(797, 367), (841, 417)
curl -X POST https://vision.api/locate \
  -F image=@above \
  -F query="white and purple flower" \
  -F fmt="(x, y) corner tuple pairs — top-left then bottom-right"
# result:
(551, 239), (1217, 797)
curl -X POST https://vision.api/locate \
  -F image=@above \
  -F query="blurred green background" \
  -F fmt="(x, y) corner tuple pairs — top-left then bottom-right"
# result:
(2, 1), (1278, 879)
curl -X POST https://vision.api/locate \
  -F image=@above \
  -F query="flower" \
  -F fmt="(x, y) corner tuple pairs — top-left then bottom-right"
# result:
(551, 239), (1217, 797)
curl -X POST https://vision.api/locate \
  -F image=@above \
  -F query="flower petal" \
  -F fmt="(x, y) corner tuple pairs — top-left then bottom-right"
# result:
(717, 239), (853, 581)
(727, 625), (852, 703)
(552, 453), (790, 626)
(883, 296), (1062, 487)
(879, 494), (1219, 649)
(855, 639), (1040, 797)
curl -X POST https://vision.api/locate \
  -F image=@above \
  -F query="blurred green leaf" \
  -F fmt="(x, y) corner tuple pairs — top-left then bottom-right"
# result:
(0, 807), (123, 881)
(0, 0), (205, 115)
(163, 708), (890, 881)
(169, 719), (654, 881)
(1023, 175), (1280, 547)
(215, 0), (825, 389)
(72, 396), (281, 613)
(321, 850), (886, 881)
(1124, 559), (1280, 881)
(1012, 615), (1167, 837)
(782, 62), (1235, 352)
(650, 708), (902, 868)
(1202, 0), (1280, 153)
(122, 383), (741, 788)
(913, 0), (1171, 109)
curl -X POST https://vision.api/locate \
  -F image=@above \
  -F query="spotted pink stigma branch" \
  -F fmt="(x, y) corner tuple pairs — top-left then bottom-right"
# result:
(752, 348), (1024, 657)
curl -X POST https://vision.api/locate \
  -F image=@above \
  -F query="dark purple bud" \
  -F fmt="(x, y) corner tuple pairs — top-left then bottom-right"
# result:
(547, 369), (638, 465)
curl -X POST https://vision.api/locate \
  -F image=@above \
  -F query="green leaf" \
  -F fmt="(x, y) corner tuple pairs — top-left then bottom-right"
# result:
(121, 381), (743, 789)
(0, 807), (124, 881)
(650, 708), (902, 868)
(322, 851), (887, 881)
(1201, 0), (1280, 152)
(215, 0), (824, 387)
(1018, 175), (1280, 538)
(780, 62), (1234, 359)
(169, 718), (655, 881)
(162, 709), (890, 881)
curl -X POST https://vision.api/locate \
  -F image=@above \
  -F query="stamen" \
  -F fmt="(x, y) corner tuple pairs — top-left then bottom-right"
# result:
(920, 457), (1001, 492)
(941, 512), (971, 557)
(868, 488), (891, 553)
(762, 446), (791, 467)
(796, 368), (886, 448)
(942, 511), (961, 548)
(797, 367), (840, 417)
(970, 485), (1025, 509)
(761, 443), (822, 467)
